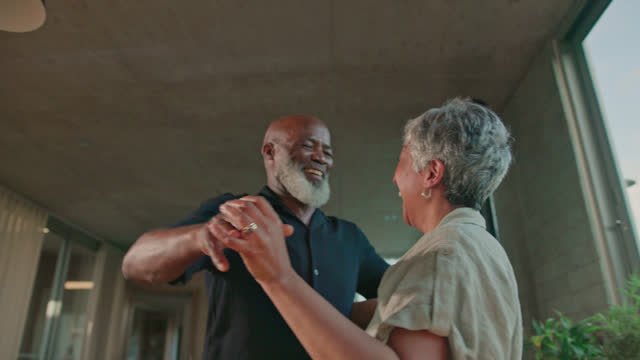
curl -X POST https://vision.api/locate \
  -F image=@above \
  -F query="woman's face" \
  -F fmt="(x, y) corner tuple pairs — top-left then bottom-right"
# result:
(393, 146), (425, 227)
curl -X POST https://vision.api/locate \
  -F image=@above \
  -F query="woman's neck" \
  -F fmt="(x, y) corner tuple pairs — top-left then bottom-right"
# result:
(415, 199), (462, 234)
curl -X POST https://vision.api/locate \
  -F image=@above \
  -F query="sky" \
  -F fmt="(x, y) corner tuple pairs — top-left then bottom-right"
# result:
(583, 0), (640, 249)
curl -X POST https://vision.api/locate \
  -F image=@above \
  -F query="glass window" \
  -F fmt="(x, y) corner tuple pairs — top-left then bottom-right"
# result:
(18, 233), (64, 360)
(583, 0), (640, 251)
(17, 224), (98, 360)
(125, 304), (184, 360)
(49, 243), (97, 360)
(126, 309), (171, 360)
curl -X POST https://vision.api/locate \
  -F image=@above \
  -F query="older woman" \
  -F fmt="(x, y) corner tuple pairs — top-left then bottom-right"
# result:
(210, 98), (522, 359)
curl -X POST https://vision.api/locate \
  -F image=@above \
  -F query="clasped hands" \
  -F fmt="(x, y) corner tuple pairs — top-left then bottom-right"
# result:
(201, 196), (295, 285)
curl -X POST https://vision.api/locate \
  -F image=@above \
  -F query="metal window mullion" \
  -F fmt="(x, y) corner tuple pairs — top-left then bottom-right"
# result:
(552, 40), (620, 305)
(572, 45), (640, 273)
(553, 39), (640, 305)
(39, 237), (72, 360)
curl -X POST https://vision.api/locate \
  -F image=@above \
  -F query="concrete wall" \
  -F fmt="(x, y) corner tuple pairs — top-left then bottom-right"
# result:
(495, 43), (610, 327)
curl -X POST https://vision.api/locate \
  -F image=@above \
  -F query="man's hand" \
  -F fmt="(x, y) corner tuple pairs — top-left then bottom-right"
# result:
(207, 196), (295, 285)
(201, 215), (233, 272)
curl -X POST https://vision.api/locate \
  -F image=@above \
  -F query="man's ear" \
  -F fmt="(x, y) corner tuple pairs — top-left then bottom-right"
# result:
(262, 143), (275, 161)
(422, 159), (446, 188)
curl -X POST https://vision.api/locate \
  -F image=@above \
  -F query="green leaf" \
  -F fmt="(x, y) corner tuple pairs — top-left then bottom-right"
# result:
(531, 335), (543, 348)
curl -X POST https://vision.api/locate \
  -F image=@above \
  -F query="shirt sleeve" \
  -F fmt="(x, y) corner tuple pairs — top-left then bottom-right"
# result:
(169, 193), (239, 285)
(355, 227), (390, 299)
(373, 247), (458, 342)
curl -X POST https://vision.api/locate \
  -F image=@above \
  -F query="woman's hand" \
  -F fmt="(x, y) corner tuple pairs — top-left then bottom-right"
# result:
(207, 196), (295, 285)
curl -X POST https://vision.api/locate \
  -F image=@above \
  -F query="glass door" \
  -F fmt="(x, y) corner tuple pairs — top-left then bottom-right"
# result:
(18, 232), (64, 360)
(17, 224), (98, 360)
(48, 243), (97, 360)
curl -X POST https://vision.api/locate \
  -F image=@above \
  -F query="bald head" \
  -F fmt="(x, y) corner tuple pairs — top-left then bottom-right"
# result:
(263, 114), (328, 147)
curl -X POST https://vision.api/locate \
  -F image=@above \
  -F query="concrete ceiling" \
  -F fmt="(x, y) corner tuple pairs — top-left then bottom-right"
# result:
(1, 0), (582, 255)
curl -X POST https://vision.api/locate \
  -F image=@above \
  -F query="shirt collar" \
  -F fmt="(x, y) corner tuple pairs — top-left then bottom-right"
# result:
(437, 207), (486, 229)
(257, 186), (327, 229)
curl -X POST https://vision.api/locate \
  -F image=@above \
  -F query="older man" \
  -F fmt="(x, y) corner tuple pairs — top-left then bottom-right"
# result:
(122, 115), (389, 360)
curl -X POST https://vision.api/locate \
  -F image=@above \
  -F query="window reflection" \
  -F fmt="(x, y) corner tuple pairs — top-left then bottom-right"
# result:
(583, 0), (640, 251)
(17, 231), (97, 360)
(18, 232), (63, 360)
(50, 244), (96, 360)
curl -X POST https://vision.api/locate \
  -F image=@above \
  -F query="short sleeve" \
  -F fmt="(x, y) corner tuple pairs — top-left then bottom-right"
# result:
(355, 227), (389, 299)
(171, 193), (239, 227)
(370, 246), (458, 343)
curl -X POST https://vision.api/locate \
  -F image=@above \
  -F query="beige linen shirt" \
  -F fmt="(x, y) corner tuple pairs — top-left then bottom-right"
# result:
(366, 208), (522, 359)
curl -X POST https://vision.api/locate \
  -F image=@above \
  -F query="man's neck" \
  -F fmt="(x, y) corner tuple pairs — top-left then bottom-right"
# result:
(266, 182), (316, 226)
(280, 195), (316, 226)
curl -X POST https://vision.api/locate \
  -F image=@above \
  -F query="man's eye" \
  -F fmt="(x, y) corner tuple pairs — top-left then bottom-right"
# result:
(302, 143), (313, 149)
(324, 152), (333, 158)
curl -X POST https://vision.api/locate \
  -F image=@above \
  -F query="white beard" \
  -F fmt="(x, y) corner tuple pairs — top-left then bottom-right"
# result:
(275, 157), (330, 208)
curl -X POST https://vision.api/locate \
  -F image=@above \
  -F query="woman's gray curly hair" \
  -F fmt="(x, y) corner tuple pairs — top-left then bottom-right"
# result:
(403, 98), (512, 210)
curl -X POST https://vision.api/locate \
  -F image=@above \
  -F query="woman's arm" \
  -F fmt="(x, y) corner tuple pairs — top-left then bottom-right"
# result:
(262, 271), (399, 360)
(211, 196), (448, 360)
(388, 328), (449, 360)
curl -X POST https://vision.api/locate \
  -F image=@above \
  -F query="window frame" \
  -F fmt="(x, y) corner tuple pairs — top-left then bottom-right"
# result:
(18, 216), (101, 360)
(552, 0), (640, 305)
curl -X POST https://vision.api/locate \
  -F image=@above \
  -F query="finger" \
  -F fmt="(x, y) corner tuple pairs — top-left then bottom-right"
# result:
(219, 203), (256, 231)
(209, 215), (235, 233)
(220, 202), (267, 234)
(209, 240), (230, 272)
(223, 199), (264, 223)
(211, 213), (242, 238)
(211, 224), (252, 254)
(219, 234), (251, 253)
(229, 198), (286, 240)
(282, 224), (294, 237)
(205, 218), (232, 271)
(240, 196), (279, 222)
(201, 233), (229, 272)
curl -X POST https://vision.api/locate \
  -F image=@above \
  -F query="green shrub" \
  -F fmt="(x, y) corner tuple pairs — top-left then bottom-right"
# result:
(530, 312), (602, 359)
(593, 274), (640, 360)
(529, 275), (640, 360)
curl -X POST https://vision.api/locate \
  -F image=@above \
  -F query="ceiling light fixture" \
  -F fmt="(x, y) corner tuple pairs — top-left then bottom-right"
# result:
(0, 0), (46, 33)
(64, 281), (94, 290)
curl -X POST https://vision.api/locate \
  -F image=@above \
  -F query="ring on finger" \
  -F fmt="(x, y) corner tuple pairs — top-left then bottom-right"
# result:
(240, 222), (258, 234)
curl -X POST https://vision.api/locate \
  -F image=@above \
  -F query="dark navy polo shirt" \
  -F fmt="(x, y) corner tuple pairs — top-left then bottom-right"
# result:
(172, 186), (389, 360)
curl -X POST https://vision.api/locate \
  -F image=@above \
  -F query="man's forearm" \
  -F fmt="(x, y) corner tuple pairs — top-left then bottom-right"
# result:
(122, 224), (206, 284)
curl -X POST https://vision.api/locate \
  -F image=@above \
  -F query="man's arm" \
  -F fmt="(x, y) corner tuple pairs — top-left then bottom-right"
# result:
(356, 227), (389, 299)
(350, 299), (378, 329)
(122, 194), (242, 284)
(122, 223), (228, 284)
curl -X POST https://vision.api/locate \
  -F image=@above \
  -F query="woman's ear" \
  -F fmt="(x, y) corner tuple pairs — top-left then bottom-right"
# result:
(422, 159), (446, 188)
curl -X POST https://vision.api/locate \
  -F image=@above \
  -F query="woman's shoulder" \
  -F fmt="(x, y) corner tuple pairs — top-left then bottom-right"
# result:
(431, 209), (503, 254)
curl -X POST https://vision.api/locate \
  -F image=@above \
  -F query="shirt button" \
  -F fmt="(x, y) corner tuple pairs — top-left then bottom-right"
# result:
(313, 268), (320, 276)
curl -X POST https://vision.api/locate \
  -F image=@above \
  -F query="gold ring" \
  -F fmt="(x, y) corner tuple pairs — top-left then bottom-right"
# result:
(241, 222), (258, 234)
